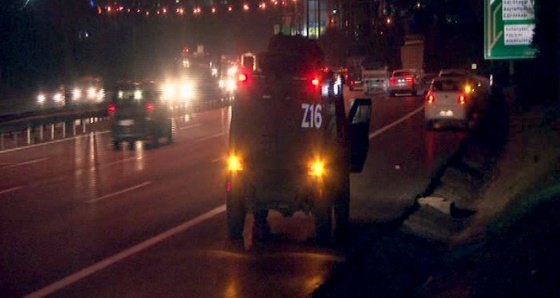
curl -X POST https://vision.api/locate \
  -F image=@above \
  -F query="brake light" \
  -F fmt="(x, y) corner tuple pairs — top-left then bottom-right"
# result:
(426, 92), (435, 104)
(390, 77), (397, 85)
(458, 93), (466, 105)
(225, 181), (233, 192)
(146, 102), (155, 112)
(405, 76), (415, 85)
(108, 103), (117, 114)
(238, 73), (248, 82)
(311, 77), (320, 87)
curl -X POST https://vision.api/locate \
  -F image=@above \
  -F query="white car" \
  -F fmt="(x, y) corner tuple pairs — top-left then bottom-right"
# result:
(424, 76), (490, 130)
(388, 69), (426, 97)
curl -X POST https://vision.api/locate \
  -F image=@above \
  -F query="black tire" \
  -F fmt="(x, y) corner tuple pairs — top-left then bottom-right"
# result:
(412, 89), (417, 96)
(166, 124), (174, 145)
(333, 175), (350, 244)
(389, 91), (395, 97)
(226, 192), (246, 240)
(314, 202), (333, 244)
(112, 140), (121, 150)
(425, 120), (435, 131)
(148, 127), (160, 149)
(253, 209), (271, 241)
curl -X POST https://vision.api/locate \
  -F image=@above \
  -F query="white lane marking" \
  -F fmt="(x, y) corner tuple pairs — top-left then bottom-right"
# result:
(179, 123), (202, 130)
(369, 105), (424, 140)
(196, 133), (224, 142)
(0, 186), (23, 195)
(23, 204), (226, 298)
(101, 157), (138, 167)
(0, 157), (49, 169)
(86, 181), (153, 204)
(0, 131), (111, 154)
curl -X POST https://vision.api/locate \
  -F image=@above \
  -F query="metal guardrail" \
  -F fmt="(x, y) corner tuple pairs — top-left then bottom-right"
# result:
(0, 98), (233, 151)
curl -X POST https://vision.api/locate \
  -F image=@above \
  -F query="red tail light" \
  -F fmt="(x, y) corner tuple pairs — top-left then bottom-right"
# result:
(458, 93), (466, 105)
(225, 181), (232, 192)
(405, 76), (415, 85)
(146, 102), (155, 112)
(108, 103), (117, 114)
(426, 92), (435, 104)
(390, 77), (397, 85)
(238, 73), (248, 82)
(311, 76), (321, 87)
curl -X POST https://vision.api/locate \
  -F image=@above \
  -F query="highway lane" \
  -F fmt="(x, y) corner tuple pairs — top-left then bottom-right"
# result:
(0, 90), (466, 297)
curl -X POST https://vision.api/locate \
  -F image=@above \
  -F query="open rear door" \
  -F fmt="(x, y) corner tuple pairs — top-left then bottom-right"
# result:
(348, 98), (372, 173)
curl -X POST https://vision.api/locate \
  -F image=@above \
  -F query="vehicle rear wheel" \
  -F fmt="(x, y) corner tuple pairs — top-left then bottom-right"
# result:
(112, 140), (121, 150)
(227, 192), (246, 240)
(148, 129), (160, 149)
(314, 202), (333, 244)
(333, 176), (350, 244)
(425, 120), (435, 131)
(389, 91), (395, 97)
(253, 208), (271, 241)
(166, 125), (173, 145)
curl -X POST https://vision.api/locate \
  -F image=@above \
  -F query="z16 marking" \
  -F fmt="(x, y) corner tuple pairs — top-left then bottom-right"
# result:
(301, 103), (322, 129)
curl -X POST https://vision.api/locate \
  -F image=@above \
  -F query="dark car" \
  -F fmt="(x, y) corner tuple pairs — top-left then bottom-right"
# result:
(108, 81), (173, 150)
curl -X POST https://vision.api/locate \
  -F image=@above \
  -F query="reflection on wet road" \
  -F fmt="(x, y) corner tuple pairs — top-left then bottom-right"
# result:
(1, 90), (466, 297)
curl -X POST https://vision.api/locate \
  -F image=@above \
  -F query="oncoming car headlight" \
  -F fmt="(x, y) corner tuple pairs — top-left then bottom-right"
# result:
(72, 88), (82, 100)
(163, 83), (176, 99)
(134, 90), (142, 100)
(37, 93), (46, 104)
(87, 87), (97, 99)
(220, 79), (237, 92)
(180, 82), (194, 100)
(52, 92), (64, 103)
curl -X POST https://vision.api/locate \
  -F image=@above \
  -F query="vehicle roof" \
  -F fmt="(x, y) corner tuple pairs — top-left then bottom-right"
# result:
(110, 80), (160, 90)
(438, 68), (469, 76)
(257, 34), (324, 75)
(430, 77), (467, 92)
(392, 69), (421, 75)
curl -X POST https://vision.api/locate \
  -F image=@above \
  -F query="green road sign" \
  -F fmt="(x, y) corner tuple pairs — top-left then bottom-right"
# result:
(484, 0), (537, 60)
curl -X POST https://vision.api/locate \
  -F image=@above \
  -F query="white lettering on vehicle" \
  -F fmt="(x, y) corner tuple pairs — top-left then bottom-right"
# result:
(301, 103), (323, 129)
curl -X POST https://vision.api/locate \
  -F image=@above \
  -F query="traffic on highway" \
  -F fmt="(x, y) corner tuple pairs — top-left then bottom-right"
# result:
(1, 0), (557, 297)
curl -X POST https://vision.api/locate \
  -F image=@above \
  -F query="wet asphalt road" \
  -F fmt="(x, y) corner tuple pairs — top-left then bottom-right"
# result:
(0, 89), (466, 297)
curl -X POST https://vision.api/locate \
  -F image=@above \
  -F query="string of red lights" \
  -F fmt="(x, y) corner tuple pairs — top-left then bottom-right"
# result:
(98, 0), (298, 16)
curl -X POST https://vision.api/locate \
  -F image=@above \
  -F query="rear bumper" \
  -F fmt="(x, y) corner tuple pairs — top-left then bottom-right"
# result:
(388, 84), (415, 93)
(424, 105), (468, 121)
(364, 80), (387, 93)
(111, 123), (151, 141)
(226, 170), (327, 217)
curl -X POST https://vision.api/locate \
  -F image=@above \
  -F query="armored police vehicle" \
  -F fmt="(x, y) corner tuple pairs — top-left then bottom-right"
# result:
(226, 35), (372, 244)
